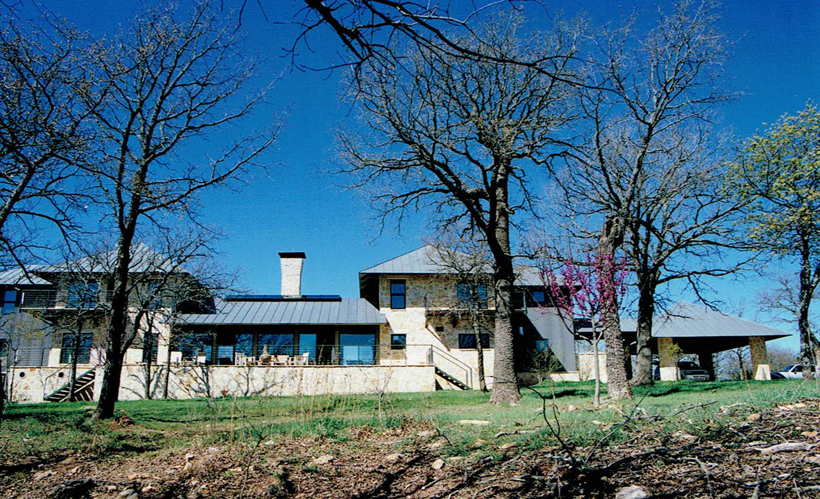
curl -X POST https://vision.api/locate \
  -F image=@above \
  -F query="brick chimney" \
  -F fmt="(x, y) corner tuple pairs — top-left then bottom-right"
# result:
(279, 252), (306, 297)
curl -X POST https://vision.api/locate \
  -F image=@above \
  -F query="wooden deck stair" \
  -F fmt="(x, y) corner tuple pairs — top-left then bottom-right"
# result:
(435, 367), (471, 390)
(45, 369), (96, 402)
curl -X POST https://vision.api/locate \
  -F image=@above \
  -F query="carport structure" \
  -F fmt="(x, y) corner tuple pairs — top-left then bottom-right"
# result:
(621, 302), (790, 381)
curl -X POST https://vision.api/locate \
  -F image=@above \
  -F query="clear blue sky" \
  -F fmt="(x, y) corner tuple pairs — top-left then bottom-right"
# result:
(17, 1), (820, 349)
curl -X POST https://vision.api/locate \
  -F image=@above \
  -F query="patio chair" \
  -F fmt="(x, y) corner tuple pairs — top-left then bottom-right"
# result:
(235, 352), (246, 366)
(294, 352), (309, 366)
(170, 351), (182, 364)
(274, 354), (290, 366)
(196, 353), (207, 365)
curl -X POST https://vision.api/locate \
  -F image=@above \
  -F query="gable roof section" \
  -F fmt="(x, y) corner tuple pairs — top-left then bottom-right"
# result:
(360, 245), (558, 286)
(39, 244), (179, 274)
(176, 297), (386, 326)
(360, 246), (452, 275)
(0, 267), (52, 286)
(653, 301), (789, 339)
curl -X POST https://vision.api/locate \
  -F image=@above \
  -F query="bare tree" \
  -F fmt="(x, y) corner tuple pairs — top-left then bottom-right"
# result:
(82, 2), (281, 419)
(0, 15), (94, 268)
(339, 16), (580, 404)
(623, 130), (750, 386)
(549, 0), (732, 399)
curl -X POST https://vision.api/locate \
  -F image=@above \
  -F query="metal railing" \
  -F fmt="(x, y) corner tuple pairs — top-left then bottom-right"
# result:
(21, 289), (115, 310)
(427, 345), (475, 388)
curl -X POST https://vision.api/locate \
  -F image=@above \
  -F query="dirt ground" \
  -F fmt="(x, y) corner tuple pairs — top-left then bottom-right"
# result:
(3, 399), (820, 498)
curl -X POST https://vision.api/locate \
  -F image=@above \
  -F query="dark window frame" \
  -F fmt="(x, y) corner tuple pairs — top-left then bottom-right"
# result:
(60, 332), (94, 364)
(458, 333), (490, 349)
(390, 280), (406, 309)
(66, 281), (99, 309)
(390, 334), (407, 350)
(1, 289), (18, 314)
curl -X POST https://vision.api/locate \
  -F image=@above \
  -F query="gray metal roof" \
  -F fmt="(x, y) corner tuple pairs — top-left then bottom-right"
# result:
(0, 267), (51, 286)
(360, 246), (453, 274)
(176, 297), (386, 326)
(360, 245), (560, 285)
(653, 301), (789, 339)
(40, 243), (179, 274)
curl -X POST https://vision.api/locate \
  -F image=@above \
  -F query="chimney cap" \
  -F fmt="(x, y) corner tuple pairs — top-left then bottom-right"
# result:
(278, 252), (306, 259)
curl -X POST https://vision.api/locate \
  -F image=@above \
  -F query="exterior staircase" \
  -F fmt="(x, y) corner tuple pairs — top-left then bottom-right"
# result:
(45, 368), (96, 402)
(435, 367), (472, 390)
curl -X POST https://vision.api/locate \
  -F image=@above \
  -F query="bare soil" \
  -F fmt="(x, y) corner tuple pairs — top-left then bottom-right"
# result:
(3, 399), (820, 498)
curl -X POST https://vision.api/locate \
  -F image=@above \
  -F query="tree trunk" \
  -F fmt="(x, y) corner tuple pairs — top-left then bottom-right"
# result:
(632, 281), (656, 386)
(68, 319), (84, 402)
(92, 234), (135, 419)
(473, 319), (487, 392)
(799, 251), (817, 379)
(487, 158), (520, 404)
(592, 336), (601, 407)
(598, 220), (632, 401)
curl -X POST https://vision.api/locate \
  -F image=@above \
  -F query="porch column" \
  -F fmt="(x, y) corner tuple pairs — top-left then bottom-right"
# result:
(658, 337), (679, 381)
(749, 336), (771, 380)
(697, 349), (716, 381)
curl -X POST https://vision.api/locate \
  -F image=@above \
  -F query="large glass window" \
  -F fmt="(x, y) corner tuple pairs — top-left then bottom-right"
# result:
(60, 333), (94, 364)
(2, 290), (17, 314)
(235, 334), (254, 357)
(298, 333), (317, 363)
(340, 334), (376, 365)
(66, 282), (98, 308)
(457, 283), (488, 309)
(390, 280), (406, 309)
(257, 333), (294, 356)
(458, 333), (490, 350)
(177, 333), (213, 363)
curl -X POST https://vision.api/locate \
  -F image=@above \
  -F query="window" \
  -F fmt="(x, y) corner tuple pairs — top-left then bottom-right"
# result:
(60, 333), (93, 364)
(536, 339), (550, 352)
(177, 333), (213, 363)
(340, 333), (376, 365)
(458, 333), (490, 349)
(390, 280), (406, 309)
(530, 290), (546, 305)
(257, 333), (294, 356)
(142, 333), (159, 363)
(145, 280), (165, 309)
(66, 282), (98, 308)
(390, 334), (407, 350)
(1, 290), (17, 314)
(457, 283), (488, 308)
(235, 333), (254, 357)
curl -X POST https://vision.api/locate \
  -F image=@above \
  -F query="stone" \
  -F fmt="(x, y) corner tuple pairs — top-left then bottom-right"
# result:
(311, 454), (335, 465)
(615, 485), (651, 499)
(427, 441), (444, 450)
(185, 453), (196, 461)
(33, 470), (54, 481)
(565, 405), (577, 412)
(417, 430), (436, 438)
(48, 479), (95, 499)
(459, 420), (490, 426)
(118, 489), (139, 499)
(431, 458), (445, 470)
(747, 413), (761, 423)
(142, 485), (157, 494)
(672, 431), (698, 444)
(499, 442), (518, 451)
(472, 439), (488, 448)
(385, 453), (403, 462)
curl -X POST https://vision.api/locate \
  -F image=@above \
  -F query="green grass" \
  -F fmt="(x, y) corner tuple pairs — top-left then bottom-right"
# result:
(1, 379), (817, 464)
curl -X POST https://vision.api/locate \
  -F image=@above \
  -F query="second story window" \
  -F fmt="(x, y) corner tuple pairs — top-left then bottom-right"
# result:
(2, 290), (18, 314)
(457, 282), (488, 309)
(67, 282), (99, 309)
(390, 280), (406, 309)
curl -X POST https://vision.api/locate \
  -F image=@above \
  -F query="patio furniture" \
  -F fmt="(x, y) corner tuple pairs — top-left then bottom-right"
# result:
(170, 351), (182, 364)
(274, 354), (290, 366)
(196, 353), (207, 365)
(294, 352), (310, 366)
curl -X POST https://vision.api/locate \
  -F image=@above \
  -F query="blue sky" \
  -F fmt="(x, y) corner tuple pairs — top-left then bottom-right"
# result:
(17, 1), (820, 349)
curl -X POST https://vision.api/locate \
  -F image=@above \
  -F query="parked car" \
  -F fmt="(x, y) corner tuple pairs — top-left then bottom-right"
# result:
(776, 364), (817, 379)
(677, 361), (710, 381)
(652, 361), (710, 381)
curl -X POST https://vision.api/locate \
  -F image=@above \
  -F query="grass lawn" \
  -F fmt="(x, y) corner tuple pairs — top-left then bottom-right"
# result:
(2, 379), (818, 465)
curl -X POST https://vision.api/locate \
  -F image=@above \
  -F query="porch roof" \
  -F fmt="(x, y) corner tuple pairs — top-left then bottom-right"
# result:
(176, 297), (386, 326)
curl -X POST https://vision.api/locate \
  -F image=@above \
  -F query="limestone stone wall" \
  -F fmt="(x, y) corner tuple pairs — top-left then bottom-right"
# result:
(578, 352), (608, 382)
(376, 274), (496, 389)
(8, 364), (437, 403)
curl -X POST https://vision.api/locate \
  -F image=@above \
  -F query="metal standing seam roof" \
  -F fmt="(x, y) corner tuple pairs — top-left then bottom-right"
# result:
(176, 298), (386, 326)
(653, 301), (789, 339)
(360, 245), (562, 286)
(0, 267), (52, 286)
